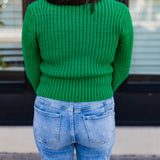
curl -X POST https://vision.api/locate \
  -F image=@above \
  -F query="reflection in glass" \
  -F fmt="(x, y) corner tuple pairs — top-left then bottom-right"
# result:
(129, 0), (160, 75)
(0, 0), (24, 81)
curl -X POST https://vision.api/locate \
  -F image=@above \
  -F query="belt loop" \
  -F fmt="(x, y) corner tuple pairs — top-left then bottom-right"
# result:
(39, 97), (50, 105)
(40, 98), (45, 104)
(103, 101), (106, 106)
(70, 102), (74, 112)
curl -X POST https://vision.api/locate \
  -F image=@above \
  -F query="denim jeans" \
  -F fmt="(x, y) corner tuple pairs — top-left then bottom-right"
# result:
(33, 95), (116, 160)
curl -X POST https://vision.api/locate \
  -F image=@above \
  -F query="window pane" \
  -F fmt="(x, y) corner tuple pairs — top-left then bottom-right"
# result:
(129, 0), (160, 75)
(0, 0), (24, 81)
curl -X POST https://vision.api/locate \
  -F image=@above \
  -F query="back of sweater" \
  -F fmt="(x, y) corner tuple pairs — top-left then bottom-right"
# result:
(22, 0), (134, 102)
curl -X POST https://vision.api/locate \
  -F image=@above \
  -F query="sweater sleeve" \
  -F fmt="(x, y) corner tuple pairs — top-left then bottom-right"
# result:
(22, 4), (41, 92)
(111, 7), (134, 93)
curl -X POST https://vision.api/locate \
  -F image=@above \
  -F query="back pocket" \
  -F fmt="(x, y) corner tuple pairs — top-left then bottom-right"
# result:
(83, 104), (115, 145)
(33, 104), (62, 149)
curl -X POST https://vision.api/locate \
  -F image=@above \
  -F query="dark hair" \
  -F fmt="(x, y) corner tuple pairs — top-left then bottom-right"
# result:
(46, 0), (101, 13)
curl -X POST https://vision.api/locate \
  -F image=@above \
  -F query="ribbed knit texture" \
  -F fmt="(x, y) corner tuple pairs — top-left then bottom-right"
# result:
(22, 0), (134, 102)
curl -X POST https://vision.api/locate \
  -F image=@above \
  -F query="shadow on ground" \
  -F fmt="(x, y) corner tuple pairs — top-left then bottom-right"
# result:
(0, 153), (160, 160)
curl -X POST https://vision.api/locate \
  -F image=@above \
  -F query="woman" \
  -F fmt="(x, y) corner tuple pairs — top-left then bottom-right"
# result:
(22, 0), (134, 159)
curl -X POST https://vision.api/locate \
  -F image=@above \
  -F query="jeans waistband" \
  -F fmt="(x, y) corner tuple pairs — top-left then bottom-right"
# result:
(35, 95), (114, 113)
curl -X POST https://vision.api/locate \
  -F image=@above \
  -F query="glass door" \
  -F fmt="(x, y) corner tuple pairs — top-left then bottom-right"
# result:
(0, 0), (36, 125)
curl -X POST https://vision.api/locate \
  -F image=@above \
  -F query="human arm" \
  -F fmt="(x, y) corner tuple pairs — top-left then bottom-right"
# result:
(111, 7), (134, 93)
(22, 4), (41, 92)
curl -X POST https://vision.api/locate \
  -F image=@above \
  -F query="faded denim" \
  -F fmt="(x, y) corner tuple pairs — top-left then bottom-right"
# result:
(33, 95), (116, 160)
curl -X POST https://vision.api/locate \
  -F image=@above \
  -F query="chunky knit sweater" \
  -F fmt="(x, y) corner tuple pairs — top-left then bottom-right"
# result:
(22, 0), (134, 102)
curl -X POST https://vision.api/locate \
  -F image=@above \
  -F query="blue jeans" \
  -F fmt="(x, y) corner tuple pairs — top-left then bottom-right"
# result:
(33, 95), (116, 160)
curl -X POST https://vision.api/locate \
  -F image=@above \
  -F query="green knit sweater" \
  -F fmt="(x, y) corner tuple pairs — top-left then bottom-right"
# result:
(22, 0), (134, 102)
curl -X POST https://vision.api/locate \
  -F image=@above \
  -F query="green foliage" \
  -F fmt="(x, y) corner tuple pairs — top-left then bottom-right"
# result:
(0, 56), (6, 68)
(0, 3), (5, 26)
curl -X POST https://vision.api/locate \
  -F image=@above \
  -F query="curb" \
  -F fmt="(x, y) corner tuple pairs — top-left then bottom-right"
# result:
(0, 153), (160, 160)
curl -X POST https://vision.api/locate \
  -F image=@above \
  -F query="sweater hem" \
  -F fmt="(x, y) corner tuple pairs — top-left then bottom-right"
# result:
(36, 74), (114, 102)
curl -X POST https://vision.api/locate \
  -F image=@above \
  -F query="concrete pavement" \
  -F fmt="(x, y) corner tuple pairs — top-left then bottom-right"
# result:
(0, 153), (160, 160)
(0, 126), (160, 157)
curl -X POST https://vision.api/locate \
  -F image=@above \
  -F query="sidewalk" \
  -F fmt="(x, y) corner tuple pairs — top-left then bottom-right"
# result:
(0, 126), (160, 158)
(0, 153), (160, 160)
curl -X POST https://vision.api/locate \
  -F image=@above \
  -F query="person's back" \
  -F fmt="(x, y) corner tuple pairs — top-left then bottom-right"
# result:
(22, 0), (134, 102)
(22, 0), (134, 159)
